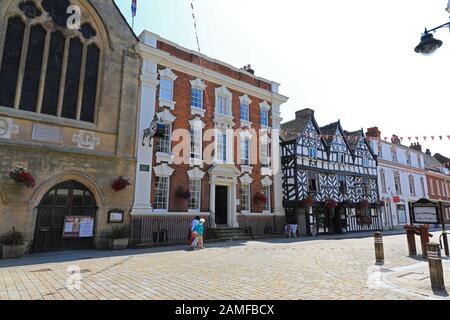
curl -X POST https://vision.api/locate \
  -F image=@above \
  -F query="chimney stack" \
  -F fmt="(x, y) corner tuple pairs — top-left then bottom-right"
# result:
(366, 127), (381, 139)
(243, 64), (255, 75)
(410, 142), (422, 152)
(426, 149), (432, 156)
(295, 108), (315, 120)
(391, 134), (401, 145)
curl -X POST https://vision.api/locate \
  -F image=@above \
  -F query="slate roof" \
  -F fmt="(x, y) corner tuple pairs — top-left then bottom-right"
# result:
(434, 153), (450, 165)
(280, 116), (312, 142)
(424, 153), (445, 172)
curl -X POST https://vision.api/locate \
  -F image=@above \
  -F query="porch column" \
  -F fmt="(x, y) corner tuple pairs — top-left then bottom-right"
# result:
(230, 180), (238, 227)
(272, 103), (284, 216)
(210, 180), (216, 227)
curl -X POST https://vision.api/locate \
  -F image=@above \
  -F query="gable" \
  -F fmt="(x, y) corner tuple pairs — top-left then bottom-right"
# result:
(330, 127), (351, 155)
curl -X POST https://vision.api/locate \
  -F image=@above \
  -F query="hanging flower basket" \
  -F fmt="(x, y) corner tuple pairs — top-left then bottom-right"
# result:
(254, 192), (268, 204)
(9, 166), (35, 188)
(176, 186), (191, 199)
(358, 199), (370, 209)
(375, 200), (385, 207)
(301, 196), (314, 207)
(112, 176), (131, 192)
(324, 199), (338, 209)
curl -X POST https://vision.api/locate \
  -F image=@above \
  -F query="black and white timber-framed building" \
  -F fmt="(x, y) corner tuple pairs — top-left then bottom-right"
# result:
(280, 109), (382, 235)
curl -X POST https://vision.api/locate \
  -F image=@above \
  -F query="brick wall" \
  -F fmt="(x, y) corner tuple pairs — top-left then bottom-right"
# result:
(151, 65), (275, 213)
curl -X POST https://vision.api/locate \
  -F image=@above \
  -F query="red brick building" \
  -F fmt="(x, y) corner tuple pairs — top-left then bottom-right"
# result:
(131, 31), (288, 245)
(424, 150), (450, 222)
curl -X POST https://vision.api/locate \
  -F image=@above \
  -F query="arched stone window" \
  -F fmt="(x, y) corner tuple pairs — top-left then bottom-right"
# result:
(0, 0), (103, 123)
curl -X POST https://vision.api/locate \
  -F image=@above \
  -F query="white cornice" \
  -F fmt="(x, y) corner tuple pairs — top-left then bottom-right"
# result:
(138, 43), (289, 105)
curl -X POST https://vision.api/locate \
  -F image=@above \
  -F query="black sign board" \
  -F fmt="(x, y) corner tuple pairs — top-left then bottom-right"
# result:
(140, 164), (150, 172)
(410, 198), (440, 224)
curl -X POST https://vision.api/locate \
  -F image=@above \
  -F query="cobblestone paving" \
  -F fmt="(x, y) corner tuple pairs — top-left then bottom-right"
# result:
(0, 232), (447, 300)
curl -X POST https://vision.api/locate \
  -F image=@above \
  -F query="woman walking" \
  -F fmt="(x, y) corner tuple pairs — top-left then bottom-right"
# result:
(191, 218), (205, 250)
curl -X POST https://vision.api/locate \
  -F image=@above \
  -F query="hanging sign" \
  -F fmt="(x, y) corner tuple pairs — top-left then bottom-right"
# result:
(63, 216), (95, 238)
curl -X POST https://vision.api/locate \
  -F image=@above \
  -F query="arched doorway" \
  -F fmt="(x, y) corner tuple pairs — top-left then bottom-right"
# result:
(33, 181), (97, 252)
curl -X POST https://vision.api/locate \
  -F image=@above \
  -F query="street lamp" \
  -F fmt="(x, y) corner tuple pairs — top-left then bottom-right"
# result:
(415, 17), (450, 55)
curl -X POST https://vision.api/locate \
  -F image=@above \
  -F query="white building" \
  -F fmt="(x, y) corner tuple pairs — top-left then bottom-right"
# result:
(367, 128), (428, 230)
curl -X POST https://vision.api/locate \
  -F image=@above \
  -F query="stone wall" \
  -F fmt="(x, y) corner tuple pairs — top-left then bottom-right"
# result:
(0, 0), (141, 250)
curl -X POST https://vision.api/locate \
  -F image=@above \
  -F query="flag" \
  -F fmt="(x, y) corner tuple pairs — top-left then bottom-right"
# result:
(131, 0), (137, 17)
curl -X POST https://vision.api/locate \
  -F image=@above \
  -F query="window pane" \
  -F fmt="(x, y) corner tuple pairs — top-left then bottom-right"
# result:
(217, 133), (227, 162)
(42, 31), (65, 116)
(72, 189), (84, 207)
(240, 103), (249, 121)
(55, 189), (69, 206)
(62, 38), (83, 119)
(80, 44), (99, 123)
(188, 180), (201, 211)
(20, 25), (46, 112)
(191, 88), (203, 108)
(260, 109), (269, 126)
(154, 177), (169, 210)
(160, 79), (173, 101)
(156, 123), (171, 154)
(190, 126), (202, 159)
(241, 184), (250, 212)
(0, 17), (25, 108)
(240, 138), (250, 165)
(262, 186), (271, 212)
(217, 96), (227, 114)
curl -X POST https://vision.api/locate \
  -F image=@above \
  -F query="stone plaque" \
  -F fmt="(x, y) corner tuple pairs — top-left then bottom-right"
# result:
(32, 124), (63, 144)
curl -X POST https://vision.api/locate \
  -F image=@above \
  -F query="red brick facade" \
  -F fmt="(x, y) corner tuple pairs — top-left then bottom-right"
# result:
(150, 41), (276, 214)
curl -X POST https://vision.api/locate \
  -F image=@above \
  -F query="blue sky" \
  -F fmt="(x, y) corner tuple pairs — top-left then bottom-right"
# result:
(115, 0), (449, 156)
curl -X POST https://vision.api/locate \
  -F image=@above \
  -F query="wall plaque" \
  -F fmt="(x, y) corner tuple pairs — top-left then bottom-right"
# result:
(32, 124), (63, 144)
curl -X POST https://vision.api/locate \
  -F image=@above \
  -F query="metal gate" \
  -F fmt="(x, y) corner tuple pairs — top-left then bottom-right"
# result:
(33, 181), (97, 252)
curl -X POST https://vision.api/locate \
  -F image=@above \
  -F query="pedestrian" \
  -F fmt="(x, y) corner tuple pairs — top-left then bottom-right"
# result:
(191, 218), (205, 250)
(197, 218), (205, 249)
(188, 216), (201, 246)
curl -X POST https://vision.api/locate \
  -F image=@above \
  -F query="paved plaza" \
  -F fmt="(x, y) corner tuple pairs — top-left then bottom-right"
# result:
(0, 232), (449, 300)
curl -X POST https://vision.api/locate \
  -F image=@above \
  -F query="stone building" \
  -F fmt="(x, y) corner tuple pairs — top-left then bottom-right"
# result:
(281, 109), (381, 236)
(0, 0), (140, 251)
(131, 31), (288, 245)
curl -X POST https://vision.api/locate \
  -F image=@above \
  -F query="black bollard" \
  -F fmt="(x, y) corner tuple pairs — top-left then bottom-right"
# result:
(427, 243), (446, 293)
(374, 232), (384, 265)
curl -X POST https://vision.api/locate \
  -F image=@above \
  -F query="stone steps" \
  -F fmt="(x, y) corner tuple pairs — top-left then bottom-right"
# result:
(209, 228), (253, 241)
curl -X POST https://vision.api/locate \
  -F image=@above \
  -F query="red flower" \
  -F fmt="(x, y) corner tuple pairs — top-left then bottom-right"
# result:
(325, 199), (337, 209)
(112, 176), (131, 192)
(302, 196), (314, 207)
(9, 167), (35, 188)
(254, 193), (268, 204)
